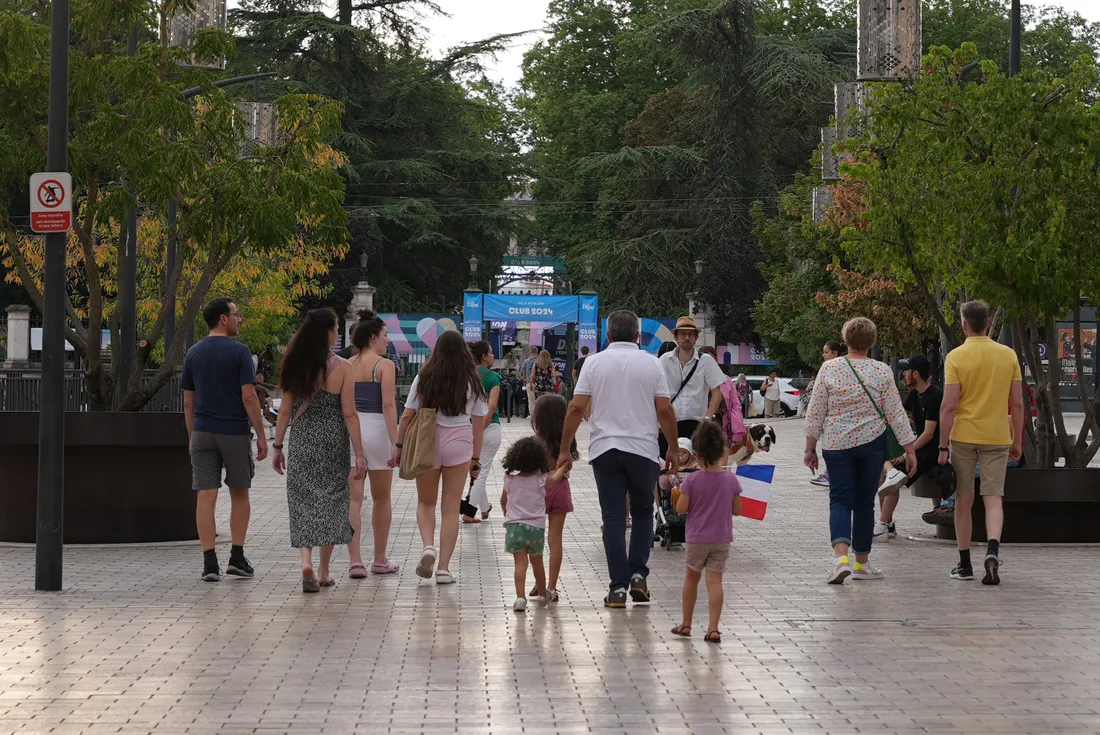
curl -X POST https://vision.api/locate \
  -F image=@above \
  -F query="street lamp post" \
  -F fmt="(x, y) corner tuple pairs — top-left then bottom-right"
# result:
(37, 0), (71, 591)
(1009, 0), (1021, 77)
(468, 255), (479, 290)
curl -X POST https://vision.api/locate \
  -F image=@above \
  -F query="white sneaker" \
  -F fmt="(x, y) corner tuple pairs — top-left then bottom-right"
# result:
(873, 521), (891, 538)
(827, 556), (852, 585)
(852, 561), (885, 580)
(878, 468), (908, 493)
(513, 597), (527, 612)
(810, 474), (830, 487)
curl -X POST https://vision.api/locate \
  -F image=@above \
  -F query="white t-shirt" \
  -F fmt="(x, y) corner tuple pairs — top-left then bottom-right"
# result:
(574, 341), (670, 464)
(764, 378), (781, 401)
(660, 348), (727, 422)
(404, 375), (489, 428)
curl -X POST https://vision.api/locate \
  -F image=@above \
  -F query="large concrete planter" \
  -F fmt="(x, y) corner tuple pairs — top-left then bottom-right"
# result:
(0, 412), (195, 543)
(913, 468), (1100, 543)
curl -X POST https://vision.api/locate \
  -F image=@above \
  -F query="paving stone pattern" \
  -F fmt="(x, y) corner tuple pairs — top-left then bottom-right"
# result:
(2, 418), (1100, 734)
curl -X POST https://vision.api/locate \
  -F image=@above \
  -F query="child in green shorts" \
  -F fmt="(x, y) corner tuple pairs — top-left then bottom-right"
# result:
(500, 437), (568, 612)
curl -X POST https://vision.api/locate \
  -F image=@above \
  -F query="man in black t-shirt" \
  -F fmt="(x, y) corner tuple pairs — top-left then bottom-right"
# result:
(875, 355), (943, 539)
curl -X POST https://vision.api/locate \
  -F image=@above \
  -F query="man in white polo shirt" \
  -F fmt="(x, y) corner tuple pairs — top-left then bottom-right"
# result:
(559, 310), (679, 608)
(659, 316), (726, 457)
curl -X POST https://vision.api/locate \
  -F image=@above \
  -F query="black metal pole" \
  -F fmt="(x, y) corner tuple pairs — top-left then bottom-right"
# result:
(118, 25), (139, 409)
(36, 0), (71, 592)
(1009, 0), (1021, 77)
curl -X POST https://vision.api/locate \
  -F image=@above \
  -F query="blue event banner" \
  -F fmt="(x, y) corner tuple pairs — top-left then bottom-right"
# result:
(462, 293), (483, 340)
(482, 294), (579, 323)
(579, 295), (599, 354)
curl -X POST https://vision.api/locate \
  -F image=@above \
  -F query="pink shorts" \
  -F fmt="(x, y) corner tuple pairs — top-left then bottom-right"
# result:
(434, 425), (473, 468)
(546, 476), (574, 514)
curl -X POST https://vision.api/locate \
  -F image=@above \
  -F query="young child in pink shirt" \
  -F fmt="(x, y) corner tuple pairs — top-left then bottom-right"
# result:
(671, 421), (742, 643)
(500, 437), (568, 613)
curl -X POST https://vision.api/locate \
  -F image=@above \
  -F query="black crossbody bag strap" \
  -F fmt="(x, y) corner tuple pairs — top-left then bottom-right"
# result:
(670, 360), (701, 405)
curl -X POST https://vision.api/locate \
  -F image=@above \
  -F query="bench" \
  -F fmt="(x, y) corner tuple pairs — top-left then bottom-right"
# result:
(911, 468), (1100, 543)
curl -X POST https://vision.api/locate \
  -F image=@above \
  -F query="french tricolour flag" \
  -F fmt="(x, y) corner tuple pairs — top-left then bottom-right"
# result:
(734, 464), (773, 521)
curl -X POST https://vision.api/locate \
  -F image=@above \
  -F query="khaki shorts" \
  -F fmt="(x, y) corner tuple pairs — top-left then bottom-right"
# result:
(950, 441), (1009, 497)
(685, 542), (730, 573)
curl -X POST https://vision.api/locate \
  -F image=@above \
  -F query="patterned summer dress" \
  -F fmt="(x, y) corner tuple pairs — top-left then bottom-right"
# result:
(286, 390), (353, 548)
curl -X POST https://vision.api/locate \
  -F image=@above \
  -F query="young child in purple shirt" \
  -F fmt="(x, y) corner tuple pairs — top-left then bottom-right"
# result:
(671, 420), (742, 643)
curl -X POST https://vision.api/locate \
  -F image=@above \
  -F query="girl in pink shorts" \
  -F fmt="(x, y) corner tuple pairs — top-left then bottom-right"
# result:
(530, 394), (579, 602)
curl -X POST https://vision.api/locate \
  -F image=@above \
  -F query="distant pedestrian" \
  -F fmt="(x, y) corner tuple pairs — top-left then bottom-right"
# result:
(531, 393), (579, 602)
(572, 346), (589, 384)
(466, 340), (503, 523)
(809, 341), (847, 487)
(272, 308), (366, 593)
(736, 373), (752, 418)
(346, 310), (400, 578)
(529, 349), (559, 407)
(500, 437), (568, 612)
(254, 372), (277, 439)
(804, 317), (917, 584)
(390, 331), (488, 585)
(761, 369), (782, 418)
(938, 300), (1024, 585)
(521, 346), (538, 419)
(671, 420), (742, 644)
(559, 310), (679, 608)
(182, 297), (268, 583)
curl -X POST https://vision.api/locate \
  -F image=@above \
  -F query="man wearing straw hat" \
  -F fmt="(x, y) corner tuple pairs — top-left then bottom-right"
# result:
(659, 316), (727, 458)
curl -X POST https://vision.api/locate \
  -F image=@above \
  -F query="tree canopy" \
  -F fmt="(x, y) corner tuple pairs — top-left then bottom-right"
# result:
(0, 0), (348, 409)
(836, 44), (1100, 466)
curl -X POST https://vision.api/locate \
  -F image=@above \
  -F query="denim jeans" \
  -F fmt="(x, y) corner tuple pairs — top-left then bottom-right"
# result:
(822, 433), (886, 555)
(591, 449), (660, 592)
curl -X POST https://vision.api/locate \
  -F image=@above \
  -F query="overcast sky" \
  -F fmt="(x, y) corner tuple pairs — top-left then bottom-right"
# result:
(422, 0), (1100, 88)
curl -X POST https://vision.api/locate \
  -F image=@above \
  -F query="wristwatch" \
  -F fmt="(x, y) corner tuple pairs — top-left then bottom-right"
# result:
(395, 443), (403, 449)
(938, 446), (949, 451)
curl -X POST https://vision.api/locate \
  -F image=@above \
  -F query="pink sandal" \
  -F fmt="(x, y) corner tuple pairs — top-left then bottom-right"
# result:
(348, 563), (368, 579)
(371, 559), (400, 574)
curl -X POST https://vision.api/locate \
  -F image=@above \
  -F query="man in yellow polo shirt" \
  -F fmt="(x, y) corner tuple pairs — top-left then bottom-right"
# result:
(938, 301), (1024, 586)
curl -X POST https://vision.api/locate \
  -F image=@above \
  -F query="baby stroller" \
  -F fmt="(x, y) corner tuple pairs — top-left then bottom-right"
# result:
(653, 468), (697, 550)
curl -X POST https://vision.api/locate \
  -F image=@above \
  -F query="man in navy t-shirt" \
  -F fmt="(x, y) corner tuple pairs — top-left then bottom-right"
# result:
(182, 297), (267, 582)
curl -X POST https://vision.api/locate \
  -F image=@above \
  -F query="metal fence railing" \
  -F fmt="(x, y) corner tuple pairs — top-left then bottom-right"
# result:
(0, 370), (183, 412)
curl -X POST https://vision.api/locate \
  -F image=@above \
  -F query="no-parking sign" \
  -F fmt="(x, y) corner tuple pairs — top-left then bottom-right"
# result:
(29, 172), (72, 233)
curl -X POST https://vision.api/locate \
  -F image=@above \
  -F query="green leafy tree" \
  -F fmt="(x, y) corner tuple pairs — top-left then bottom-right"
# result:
(0, 0), (348, 410)
(840, 45), (1100, 467)
(231, 0), (522, 315)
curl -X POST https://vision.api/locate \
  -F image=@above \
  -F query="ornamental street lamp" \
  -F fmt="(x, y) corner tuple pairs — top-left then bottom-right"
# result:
(468, 255), (480, 290)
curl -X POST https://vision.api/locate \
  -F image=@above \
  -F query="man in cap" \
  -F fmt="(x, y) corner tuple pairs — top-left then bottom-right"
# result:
(659, 316), (726, 459)
(875, 354), (942, 539)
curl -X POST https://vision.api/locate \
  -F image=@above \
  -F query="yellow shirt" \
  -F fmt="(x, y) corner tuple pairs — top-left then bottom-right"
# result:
(945, 336), (1022, 445)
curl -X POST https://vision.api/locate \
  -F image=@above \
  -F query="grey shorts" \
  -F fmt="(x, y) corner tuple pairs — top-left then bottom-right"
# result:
(191, 431), (255, 491)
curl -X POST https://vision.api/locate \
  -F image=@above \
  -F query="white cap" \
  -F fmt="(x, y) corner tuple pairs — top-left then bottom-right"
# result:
(677, 438), (694, 454)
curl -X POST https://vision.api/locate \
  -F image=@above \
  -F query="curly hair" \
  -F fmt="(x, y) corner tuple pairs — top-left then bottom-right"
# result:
(691, 420), (727, 468)
(501, 437), (552, 475)
(532, 394), (579, 460)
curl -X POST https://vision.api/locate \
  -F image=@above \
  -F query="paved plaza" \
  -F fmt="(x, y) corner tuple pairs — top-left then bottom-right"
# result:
(2, 418), (1100, 734)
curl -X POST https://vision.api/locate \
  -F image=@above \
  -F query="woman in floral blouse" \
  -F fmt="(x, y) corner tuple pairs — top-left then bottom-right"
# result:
(804, 317), (917, 585)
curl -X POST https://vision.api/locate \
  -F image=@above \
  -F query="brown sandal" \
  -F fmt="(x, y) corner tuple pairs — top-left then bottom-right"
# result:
(671, 624), (692, 637)
(704, 630), (721, 643)
(302, 572), (320, 593)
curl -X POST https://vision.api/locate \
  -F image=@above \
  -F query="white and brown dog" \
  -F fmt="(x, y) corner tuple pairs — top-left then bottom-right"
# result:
(727, 424), (777, 466)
